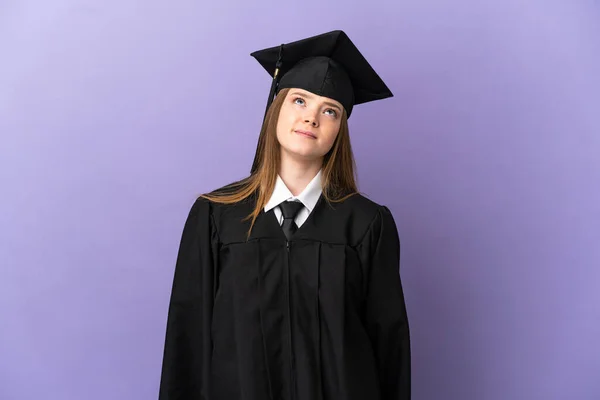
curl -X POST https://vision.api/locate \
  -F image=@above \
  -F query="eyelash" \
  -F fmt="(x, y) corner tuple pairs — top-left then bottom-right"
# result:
(293, 97), (338, 118)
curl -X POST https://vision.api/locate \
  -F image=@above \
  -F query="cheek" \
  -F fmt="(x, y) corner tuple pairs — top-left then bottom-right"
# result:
(276, 107), (294, 136)
(276, 116), (290, 144)
(320, 122), (341, 148)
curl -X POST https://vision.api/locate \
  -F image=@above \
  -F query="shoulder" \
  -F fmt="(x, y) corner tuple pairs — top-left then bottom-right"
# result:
(205, 177), (253, 197)
(179, 184), (254, 243)
(333, 192), (392, 221)
(329, 192), (396, 245)
(193, 180), (257, 225)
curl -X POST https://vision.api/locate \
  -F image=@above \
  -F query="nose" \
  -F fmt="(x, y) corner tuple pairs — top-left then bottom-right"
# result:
(304, 114), (319, 127)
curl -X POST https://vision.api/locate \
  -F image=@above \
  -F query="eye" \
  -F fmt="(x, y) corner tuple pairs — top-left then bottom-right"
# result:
(293, 96), (338, 118)
(324, 108), (338, 118)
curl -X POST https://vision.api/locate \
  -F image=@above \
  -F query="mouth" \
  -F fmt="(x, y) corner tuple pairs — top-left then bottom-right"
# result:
(294, 130), (317, 139)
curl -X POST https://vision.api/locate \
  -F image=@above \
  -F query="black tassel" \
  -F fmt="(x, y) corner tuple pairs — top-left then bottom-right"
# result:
(251, 44), (284, 174)
(262, 43), (284, 124)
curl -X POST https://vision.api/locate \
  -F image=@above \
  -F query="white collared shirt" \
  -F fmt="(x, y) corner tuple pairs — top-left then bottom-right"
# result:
(264, 170), (323, 228)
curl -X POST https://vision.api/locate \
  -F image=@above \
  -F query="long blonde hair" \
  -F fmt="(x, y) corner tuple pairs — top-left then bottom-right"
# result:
(200, 88), (359, 238)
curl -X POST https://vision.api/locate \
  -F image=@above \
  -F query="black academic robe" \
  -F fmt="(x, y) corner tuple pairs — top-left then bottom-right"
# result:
(159, 190), (411, 400)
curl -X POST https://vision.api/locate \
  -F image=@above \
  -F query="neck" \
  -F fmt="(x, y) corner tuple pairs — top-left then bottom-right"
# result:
(279, 154), (322, 197)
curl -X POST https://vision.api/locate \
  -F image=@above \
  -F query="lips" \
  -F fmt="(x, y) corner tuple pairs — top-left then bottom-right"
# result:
(295, 130), (317, 139)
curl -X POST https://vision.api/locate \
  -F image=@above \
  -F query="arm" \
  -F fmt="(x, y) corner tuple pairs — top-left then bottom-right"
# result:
(159, 198), (216, 400)
(363, 206), (411, 399)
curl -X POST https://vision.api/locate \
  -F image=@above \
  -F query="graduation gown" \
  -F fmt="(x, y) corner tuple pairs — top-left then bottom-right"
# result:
(159, 191), (411, 400)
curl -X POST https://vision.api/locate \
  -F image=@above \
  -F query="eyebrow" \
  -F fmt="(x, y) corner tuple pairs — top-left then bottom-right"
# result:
(290, 91), (343, 113)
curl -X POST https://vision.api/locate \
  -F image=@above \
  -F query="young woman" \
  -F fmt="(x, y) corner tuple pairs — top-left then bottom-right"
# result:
(159, 30), (411, 400)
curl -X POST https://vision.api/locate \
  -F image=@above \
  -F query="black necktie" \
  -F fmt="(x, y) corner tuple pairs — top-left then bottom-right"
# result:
(279, 200), (304, 240)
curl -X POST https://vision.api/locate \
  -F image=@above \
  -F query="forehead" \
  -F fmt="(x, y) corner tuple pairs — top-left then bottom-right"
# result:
(287, 88), (343, 109)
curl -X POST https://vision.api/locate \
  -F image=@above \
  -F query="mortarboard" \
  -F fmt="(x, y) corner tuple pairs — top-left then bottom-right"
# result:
(249, 30), (394, 173)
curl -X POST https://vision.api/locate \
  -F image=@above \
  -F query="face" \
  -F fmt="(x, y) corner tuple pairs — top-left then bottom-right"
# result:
(276, 88), (343, 165)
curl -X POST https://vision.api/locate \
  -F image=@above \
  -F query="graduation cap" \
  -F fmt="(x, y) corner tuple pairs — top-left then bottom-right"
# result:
(249, 29), (394, 173)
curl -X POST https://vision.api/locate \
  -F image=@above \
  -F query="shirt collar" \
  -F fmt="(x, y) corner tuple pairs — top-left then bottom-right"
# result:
(264, 170), (323, 213)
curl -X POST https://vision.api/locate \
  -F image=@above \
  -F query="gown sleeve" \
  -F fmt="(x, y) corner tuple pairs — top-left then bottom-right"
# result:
(361, 206), (411, 399)
(159, 198), (217, 400)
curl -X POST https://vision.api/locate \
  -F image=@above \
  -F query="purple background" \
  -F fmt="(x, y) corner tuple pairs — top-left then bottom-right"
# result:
(1, 1), (599, 399)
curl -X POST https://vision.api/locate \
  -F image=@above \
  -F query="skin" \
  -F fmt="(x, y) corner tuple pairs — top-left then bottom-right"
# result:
(276, 88), (344, 196)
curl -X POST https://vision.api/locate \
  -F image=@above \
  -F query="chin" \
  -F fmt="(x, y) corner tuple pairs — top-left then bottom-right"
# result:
(284, 145), (322, 160)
